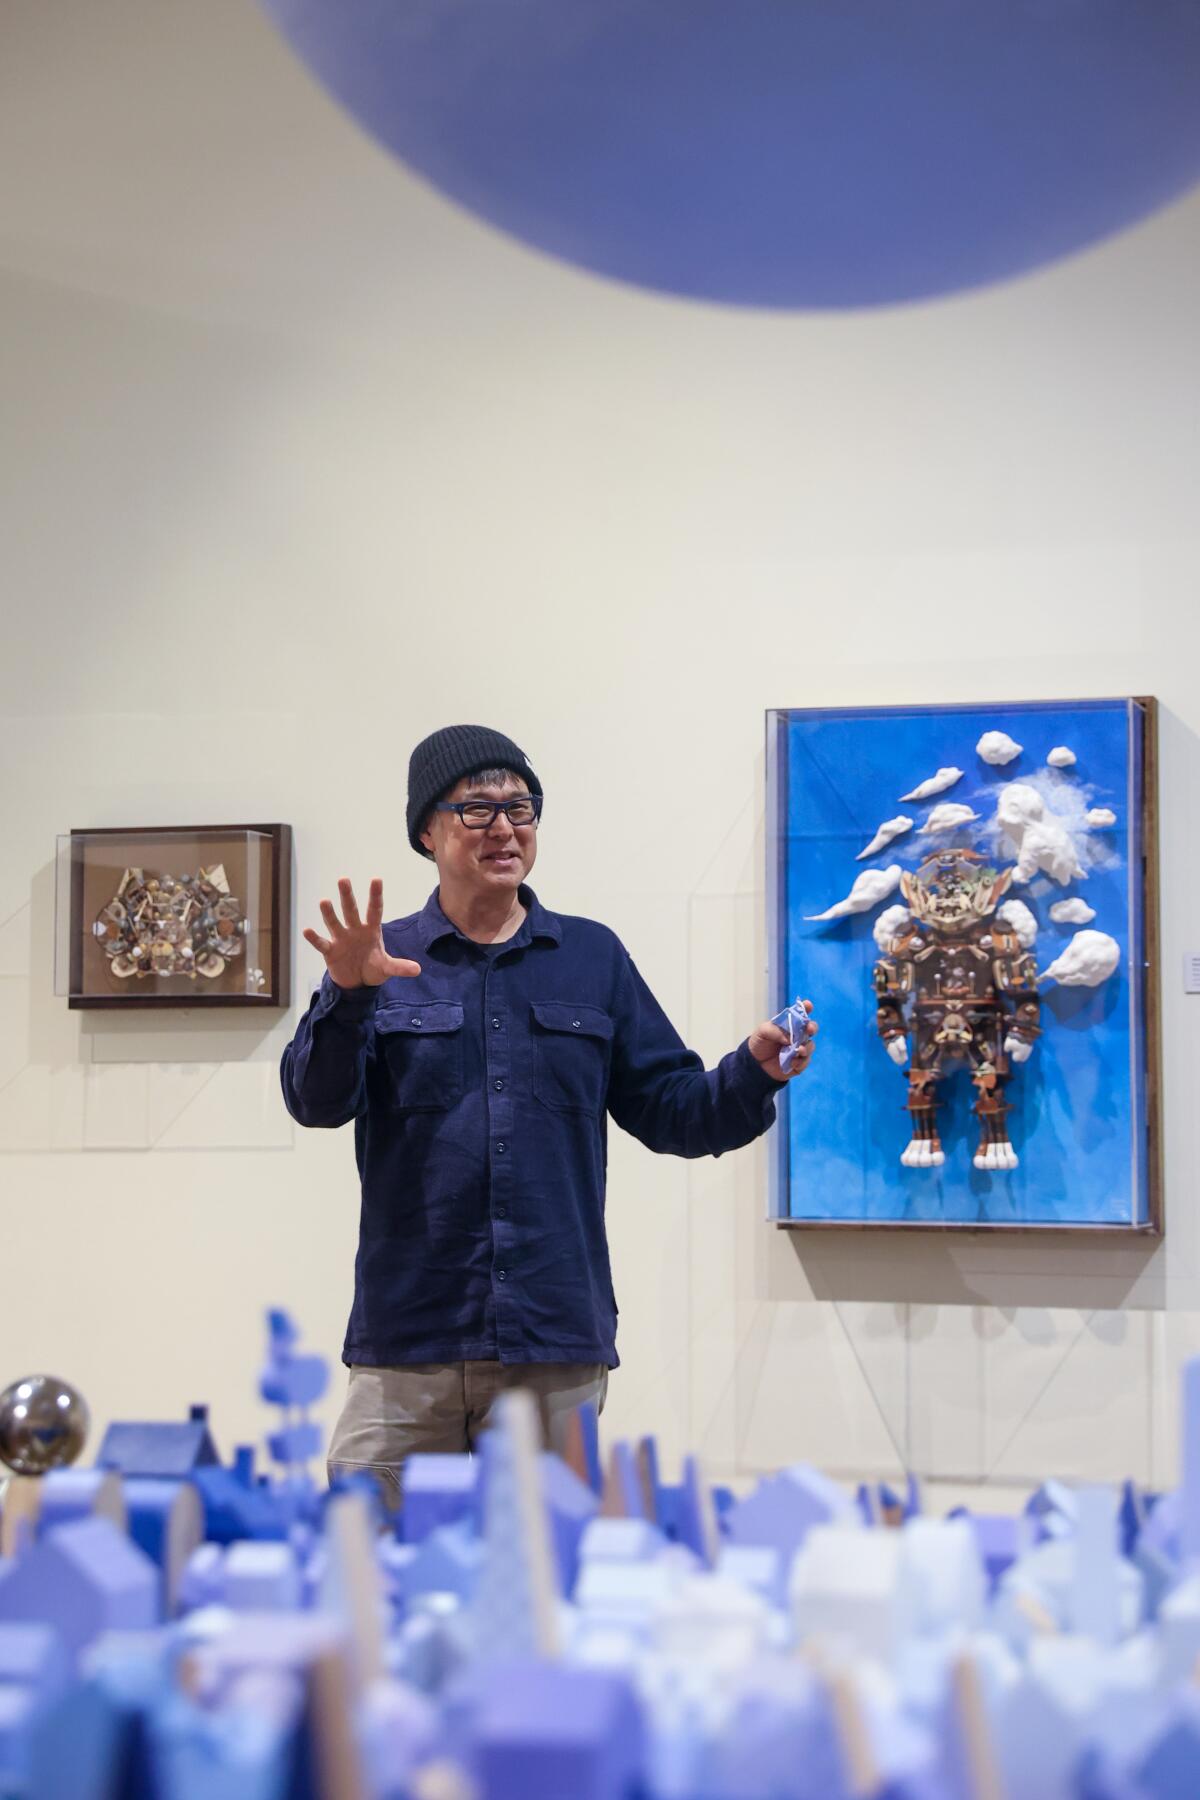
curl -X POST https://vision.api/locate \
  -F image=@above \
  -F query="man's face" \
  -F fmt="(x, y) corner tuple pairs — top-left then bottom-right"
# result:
(420, 771), (539, 895)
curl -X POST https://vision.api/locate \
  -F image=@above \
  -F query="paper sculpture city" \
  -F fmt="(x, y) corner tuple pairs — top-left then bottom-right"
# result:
(3, 1311), (1200, 1797)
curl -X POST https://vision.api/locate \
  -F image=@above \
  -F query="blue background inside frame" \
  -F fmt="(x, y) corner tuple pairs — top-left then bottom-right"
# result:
(774, 699), (1148, 1226)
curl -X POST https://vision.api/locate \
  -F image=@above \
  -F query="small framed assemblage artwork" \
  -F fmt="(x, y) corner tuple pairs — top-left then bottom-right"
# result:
(55, 823), (292, 1010)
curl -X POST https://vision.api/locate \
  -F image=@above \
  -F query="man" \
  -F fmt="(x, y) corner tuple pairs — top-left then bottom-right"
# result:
(281, 724), (817, 1506)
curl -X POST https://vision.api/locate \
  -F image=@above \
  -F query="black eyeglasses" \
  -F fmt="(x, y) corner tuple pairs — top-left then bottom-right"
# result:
(434, 795), (543, 829)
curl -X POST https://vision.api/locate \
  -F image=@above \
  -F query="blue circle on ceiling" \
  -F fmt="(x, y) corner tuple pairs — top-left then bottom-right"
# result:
(258, 0), (1200, 309)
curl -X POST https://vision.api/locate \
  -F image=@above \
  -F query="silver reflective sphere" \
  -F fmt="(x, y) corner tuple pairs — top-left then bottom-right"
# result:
(0, 1374), (89, 1476)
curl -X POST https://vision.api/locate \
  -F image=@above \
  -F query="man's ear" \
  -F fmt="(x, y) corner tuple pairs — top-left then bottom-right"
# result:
(419, 821), (436, 857)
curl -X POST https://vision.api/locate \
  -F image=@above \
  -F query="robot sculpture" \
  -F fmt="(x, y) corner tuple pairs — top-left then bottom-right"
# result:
(873, 848), (1041, 1171)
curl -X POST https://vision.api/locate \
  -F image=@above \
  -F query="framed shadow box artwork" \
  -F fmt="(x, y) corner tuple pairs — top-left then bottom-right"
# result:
(55, 824), (292, 1010)
(766, 699), (1160, 1233)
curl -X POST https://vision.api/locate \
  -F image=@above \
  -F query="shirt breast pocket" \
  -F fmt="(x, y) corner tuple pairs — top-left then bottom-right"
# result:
(531, 1001), (614, 1114)
(375, 1002), (465, 1112)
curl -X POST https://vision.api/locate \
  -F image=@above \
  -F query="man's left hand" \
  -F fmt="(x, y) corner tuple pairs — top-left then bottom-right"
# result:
(748, 1001), (819, 1083)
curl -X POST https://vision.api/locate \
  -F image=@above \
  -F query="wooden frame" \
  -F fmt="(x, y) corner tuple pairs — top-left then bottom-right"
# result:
(60, 823), (292, 1011)
(767, 698), (1162, 1236)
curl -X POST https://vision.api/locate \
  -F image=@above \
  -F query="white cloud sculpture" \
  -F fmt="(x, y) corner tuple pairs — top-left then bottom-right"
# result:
(925, 802), (980, 833)
(995, 783), (1086, 886)
(996, 898), (1038, 948)
(872, 903), (912, 953)
(1047, 746), (1077, 769)
(806, 864), (902, 922)
(899, 767), (963, 803)
(856, 815), (914, 861)
(1049, 898), (1096, 925)
(1042, 930), (1120, 988)
(1086, 807), (1117, 828)
(976, 730), (1023, 766)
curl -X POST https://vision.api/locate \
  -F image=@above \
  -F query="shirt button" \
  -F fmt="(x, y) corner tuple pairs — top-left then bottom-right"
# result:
(496, 1142), (506, 1154)
(493, 1079), (504, 1091)
(572, 1018), (581, 1028)
(497, 1270), (507, 1282)
(496, 1206), (508, 1219)
(410, 1017), (421, 1027)
(492, 1018), (501, 1030)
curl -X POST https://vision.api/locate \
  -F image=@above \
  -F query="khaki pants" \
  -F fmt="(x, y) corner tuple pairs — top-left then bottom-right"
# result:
(327, 1359), (608, 1509)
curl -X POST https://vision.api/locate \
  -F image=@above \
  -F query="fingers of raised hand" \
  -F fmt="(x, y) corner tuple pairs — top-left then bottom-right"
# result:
(338, 878), (363, 930)
(318, 899), (345, 937)
(365, 878), (384, 930)
(302, 926), (333, 956)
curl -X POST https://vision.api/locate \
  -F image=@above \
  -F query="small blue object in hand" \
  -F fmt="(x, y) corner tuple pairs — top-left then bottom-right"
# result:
(772, 998), (811, 1075)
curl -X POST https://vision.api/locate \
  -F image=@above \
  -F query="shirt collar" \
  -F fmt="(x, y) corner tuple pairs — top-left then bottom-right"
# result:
(416, 884), (562, 951)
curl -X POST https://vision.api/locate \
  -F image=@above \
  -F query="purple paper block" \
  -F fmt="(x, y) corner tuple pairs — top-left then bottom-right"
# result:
(707, 1667), (851, 1800)
(396, 1524), (484, 1605)
(673, 1456), (717, 1566)
(716, 1545), (787, 1610)
(400, 1454), (479, 1544)
(1182, 1359), (1200, 1566)
(574, 1402), (603, 1495)
(950, 1512), (1020, 1590)
(636, 1437), (662, 1525)
(37, 1469), (122, 1536)
(712, 1485), (736, 1529)
(0, 1621), (69, 1694)
(261, 1353), (329, 1410)
(26, 1677), (126, 1800)
(97, 1412), (219, 1480)
(223, 1541), (302, 1612)
(540, 1454), (600, 1593)
(0, 1624), (70, 1791)
(1135, 1702), (1200, 1800)
(726, 1465), (850, 1561)
(1024, 1479), (1078, 1542)
(0, 1685), (42, 1790)
(191, 1468), (289, 1544)
(152, 1679), (303, 1800)
(266, 1421), (323, 1465)
(0, 1519), (158, 1662)
(609, 1443), (646, 1521)
(578, 1519), (667, 1564)
(123, 1479), (192, 1607)
(470, 1660), (644, 1800)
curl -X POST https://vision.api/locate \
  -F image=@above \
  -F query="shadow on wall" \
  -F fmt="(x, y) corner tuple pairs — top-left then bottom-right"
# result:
(788, 1234), (1159, 1314)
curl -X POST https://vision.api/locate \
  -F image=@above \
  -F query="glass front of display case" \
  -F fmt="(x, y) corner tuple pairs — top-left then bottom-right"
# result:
(54, 825), (291, 1009)
(766, 698), (1159, 1232)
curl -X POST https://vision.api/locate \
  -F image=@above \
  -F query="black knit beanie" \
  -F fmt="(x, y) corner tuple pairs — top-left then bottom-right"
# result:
(407, 724), (543, 857)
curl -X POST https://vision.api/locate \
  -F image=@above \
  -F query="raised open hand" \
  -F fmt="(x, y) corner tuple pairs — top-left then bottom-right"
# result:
(302, 878), (421, 990)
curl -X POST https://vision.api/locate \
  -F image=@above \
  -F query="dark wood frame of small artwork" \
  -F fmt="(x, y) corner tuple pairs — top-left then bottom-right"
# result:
(772, 697), (1163, 1239)
(65, 822), (293, 1011)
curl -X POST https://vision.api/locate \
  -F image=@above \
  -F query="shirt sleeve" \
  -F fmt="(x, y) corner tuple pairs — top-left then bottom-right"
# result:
(606, 952), (780, 1159)
(280, 975), (381, 1128)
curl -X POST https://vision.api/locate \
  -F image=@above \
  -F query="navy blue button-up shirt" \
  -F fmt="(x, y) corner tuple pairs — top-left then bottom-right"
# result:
(280, 886), (780, 1370)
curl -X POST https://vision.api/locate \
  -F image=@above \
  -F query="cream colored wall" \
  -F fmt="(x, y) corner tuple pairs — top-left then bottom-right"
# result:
(2, 0), (1199, 1498)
